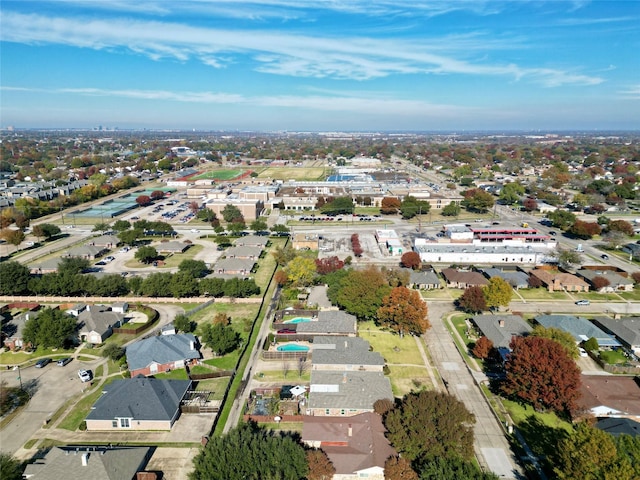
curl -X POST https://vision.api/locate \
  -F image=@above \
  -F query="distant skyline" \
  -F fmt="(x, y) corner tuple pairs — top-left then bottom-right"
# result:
(1, 1), (639, 131)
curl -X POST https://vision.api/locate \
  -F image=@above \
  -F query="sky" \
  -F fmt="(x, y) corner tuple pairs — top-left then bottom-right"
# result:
(0, 0), (639, 132)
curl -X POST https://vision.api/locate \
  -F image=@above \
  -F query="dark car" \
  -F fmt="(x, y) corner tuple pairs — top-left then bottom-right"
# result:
(277, 329), (296, 334)
(35, 358), (52, 368)
(601, 254), (609, 260)
(549, 231), (557, 236)
(57, 357), (72, 367)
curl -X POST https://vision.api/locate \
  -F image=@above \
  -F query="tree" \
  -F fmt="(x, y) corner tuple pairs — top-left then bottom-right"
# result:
(553, 422), (635, 480)
(441, 201), (461, 217)
(285, 256), (317, 286)
(592, 275), (611, 291)
(530, 325), (579, 359)
(321, 196), (354, 215)
(196, 208), (218, 223)
(483, 277), (512, 311)
(351, 233), (363, 257)
(499, 182), (525, 205)
(112, 219), (131, 232)
(384, 456), (418, 480)
(189, 422), (308, 480)
(58, 257), (90, 275)
(385, 390), (476, 463)
(583, 337), (599, 351)
(201, 322), (240, 356)
(373, 398), (395, 415)
(274, 269), (289, 286)
(0, 261), (31, 294)
(548, 209), (577, 230)
(381, 197), (401, 214)
(461, 188), (494, 213)
(413, 456), (499, 480)
(150, 190), (165, 201)
(399, 195), (431, 219)
(135, 246), (158, 264)
(552, 247), (582, 269)
(1, 229), (25, 247)
(569, 220), (601, 239)
(607, 219), (634, 236)
(331, 267), (392, 321)
(221, 204), (243, 223)
(270, 223), (290, 234)
(173, 314), (196, 333)
(502, 336), (581, 415)
(472, 336), (494, 360)
(178, 259), (209, 278)
(118, 228), (142, 246)
(135, 195), (152, 207)
(400, 251), (421, 270)
(34, 223), (61, 239)
(523, 197), (538, 212)
(102, 344), (125, 361)
(22, 307), (77, 349)
(377, 286), (430, 336)
(250, 218), (268, 233)
(602, 230), (626, 250)
(227, 219), (246, 234)
(456, 286), (487, 313)
(0, 453), (24, 480)
(306, 449), (335, 480)
(315, 256), (345, 275)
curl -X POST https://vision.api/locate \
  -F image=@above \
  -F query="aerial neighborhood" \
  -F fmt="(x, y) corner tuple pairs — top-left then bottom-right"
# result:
(1, 130), (640, 480)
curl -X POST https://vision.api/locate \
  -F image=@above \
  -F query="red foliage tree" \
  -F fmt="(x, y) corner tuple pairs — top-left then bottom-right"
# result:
(150, 190), (165, 201)
(607, 219), (634, 236)
(135, 195), (152, 206)
(591, 276), (611, 291)
(456, 286), (487, 313)
(502, 336), (582, 415)
(523, 197), (538, 212)
(274, 270), (289, 286)
(472, 336), (494, 360)
(380, 197), (401, 214)
(400, 251), (421, 270)
(315, 256), (345, 275)
(384, 456), (419, 480)
(569, 220), (602, 239)
(377, 286), (430, 335)
(306, 449), (335, 480)
(351, 234), (363, 257)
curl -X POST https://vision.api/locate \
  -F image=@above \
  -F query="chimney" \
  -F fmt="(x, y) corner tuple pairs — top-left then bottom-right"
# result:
(342, 372), (347, 383)
(190, 341), (195, 350)
(499, 319), (505, 327)
(81, 452), (89, 466)
(348, 424), (352, 437)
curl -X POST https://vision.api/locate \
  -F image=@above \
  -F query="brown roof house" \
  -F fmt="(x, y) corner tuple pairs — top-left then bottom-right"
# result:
(441, 268), (488, 289)
(578, 376), (640, 419)
(302, 412), (396, 480)
(529, 267), (589, 292)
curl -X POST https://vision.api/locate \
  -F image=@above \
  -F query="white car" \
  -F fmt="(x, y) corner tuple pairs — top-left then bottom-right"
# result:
(190, 229), (200, 233)
(78, 369), (92, 382)
(579, 348), (588, 358)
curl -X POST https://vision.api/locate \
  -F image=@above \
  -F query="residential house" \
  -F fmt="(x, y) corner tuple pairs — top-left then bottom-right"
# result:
(88, 235), (120, 249)
(471, 315), (532, 349)
(595, 417), (640, 437)
(441, 268), (488, 289)
(578, 376), (640, 419)
(22, 446), (153, 480)
(65, 244), (108, 260)
(405, 268), (441, 290)
(211, 258), (255, 276)
(302, 412), (396, 480)
(66, 303), (88, 317)
(295, 310), (358, 337)
(29, 257), (64, 274)
(2, 308), (40, 350)
(233, 235), (269, 248)
(529, 268), (590, 292)
(481, 267), (530, 289)
(155, 241), (190, 254)
(535, 315), (621, 348)
(311, 337), (385, 372)
(77, 305), (124, 345)
(126, 333), (200, 377)
(85, 376), (192, 431)
(307, 370), (393, 417)
(224, 245), (263, 260)
(576, 269), (634, 292)
(592, 317), (640, 355)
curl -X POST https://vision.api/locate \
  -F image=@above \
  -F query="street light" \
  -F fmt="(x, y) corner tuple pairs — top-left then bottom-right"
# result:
(13, 365), (23, 391)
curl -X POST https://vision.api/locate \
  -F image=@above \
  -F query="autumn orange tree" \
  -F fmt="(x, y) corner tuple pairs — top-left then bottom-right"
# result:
(456, 286), (487, 313)
(377, 286), (429, 336)
(502, 336), (582, 416)
(384, 456), (418, 480)
(400, 251), (421, 270)
(472, 336), (493, 360)
(306, 449), (335, 480)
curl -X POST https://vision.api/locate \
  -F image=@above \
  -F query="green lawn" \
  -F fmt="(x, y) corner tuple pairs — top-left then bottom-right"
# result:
(420, 288), (452, 299)
(58, 377), (120, 431)
(574, 291), (625, 301)
(0, 347), (75, 366)
(599, 350), (627, 364)
(618, 289), (640, 301)
(255, 166), (327, 181)
(195, 169), (245, 180)
(204, 353), (240, 370)
(194, 377), (230, 400)
(387, 365), (432, 397)
(517, 289), (571, 300)
(253, 369), (311, 383)
(358, 322), (423, 364)
(155, 369), (190, 380)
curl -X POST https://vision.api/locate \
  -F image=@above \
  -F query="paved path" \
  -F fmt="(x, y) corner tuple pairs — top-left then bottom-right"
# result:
(424, 302), (524, 479)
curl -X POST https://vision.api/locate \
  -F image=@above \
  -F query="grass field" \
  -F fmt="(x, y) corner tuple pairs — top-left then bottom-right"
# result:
(0, 347), (75, 366)
(58, 376), (120, 431)
(253, 369), (311, 383)
(387, 365), (432, 396)
(194, 169), (245, 180)
(255, 166), (327, 181)
(517, 289), (571, 300)
(358, 322), (423, 364)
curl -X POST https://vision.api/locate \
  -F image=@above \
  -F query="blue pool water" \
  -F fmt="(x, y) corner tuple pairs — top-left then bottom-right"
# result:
(283, 317), (312, 324)
(277, 344), (310, 352)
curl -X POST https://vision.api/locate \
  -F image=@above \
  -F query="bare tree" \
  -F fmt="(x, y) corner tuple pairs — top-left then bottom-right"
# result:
(282, 360), (290, 379)
(297, 357), (308, 378)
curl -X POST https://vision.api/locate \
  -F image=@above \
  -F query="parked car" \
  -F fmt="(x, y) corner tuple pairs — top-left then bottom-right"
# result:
(601, 254), (609, 260)
(277, 329), (296, 334)
(57, 357), (72, 367)
(579, 348), (588, 357)
(575, 300), (590, 305)
(35, 358), (52, 368)
(78, 369), (92, 382)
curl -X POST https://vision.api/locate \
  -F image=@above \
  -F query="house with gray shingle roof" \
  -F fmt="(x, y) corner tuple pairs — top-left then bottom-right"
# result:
(576, 269), (634, 292)
(405, 268), (441, 290)
(88, 234), (120, 248)
(295, 310), (357, 336)
(22, 445), (152, 480)
(29, 257), (63, 274)
(77, 305), (124, 344)
(126, 333), (200, 377)
(86, 376), (192, 431)
(592, 317), (640, 354)
(212, 257), (255, 276)
(2, 308), (40, 350)
(535, 315), (621, 348)
(471, 315), (532, 349)
(308, 370), (393, 417)
(312, 337), (385, 372)
(224, 245), (263, 259)
(233, 234), (268, 248)
(481, 267), (530, 289)
(155, 241), (190, 253)
(65, 244), (108, 260)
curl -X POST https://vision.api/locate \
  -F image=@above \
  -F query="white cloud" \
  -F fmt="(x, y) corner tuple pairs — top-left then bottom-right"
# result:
(0, 10), (603, 86)
(619, 85), (640, 99)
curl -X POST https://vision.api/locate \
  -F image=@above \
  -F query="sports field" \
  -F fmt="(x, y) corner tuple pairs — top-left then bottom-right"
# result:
(255, 166), (328, 181)
(194, 169), (246, 180)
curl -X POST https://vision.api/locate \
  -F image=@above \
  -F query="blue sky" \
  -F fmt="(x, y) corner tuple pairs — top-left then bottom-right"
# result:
(1, 1), (638, 131)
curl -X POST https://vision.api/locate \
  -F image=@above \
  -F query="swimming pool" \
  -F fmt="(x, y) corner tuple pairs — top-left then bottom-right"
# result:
(277, 344), (310, 352)
(283, 317), (312, 324)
